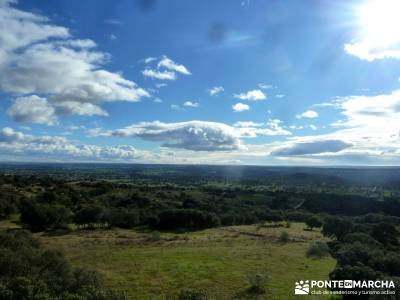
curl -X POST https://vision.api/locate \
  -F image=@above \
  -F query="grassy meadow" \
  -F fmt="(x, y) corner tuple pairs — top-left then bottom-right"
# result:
(23, 222), (337, 299)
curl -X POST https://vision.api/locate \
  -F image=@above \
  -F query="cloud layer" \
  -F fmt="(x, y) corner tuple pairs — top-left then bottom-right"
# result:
(0, 0), (148, 125)
(0, 127), (148, 161)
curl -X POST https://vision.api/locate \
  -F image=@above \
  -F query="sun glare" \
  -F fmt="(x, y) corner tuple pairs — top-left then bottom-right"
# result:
(358, 0), (400, 47)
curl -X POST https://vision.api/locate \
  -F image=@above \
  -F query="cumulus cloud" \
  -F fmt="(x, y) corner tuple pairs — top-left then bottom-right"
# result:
(272, 140), (352, 156)
(232, 103), (250, 112)
(142, 55), (191, 81)
(0, 0), (148, 124)
(234, 89), (266, 101)
(142, 69), (176, 80)
(0, 126), (150, 161)
(55, 101), (108, 117)
(94, 121), (243, 151)
(208, 86), (224, 96)
(277, 89), (400, 162)
(234, 121), (263, 127)
(157, 56), (191, 75)
(296, 110), (318, 119)
(183, 101), (199, 108)
(236, 119), (292, 137)
(7, 95), (57, 125)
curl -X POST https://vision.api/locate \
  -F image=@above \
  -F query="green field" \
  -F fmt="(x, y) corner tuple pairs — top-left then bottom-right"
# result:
(33, 222), (336, 299)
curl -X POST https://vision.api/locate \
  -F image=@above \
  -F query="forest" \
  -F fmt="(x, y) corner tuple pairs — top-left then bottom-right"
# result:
(0, 164), (399, 299)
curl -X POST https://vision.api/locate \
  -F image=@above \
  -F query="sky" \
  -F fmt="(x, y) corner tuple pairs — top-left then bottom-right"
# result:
(1, 0), (400, 165)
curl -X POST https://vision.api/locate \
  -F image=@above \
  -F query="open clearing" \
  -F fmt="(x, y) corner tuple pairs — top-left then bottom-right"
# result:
(34, 222), (336, 299)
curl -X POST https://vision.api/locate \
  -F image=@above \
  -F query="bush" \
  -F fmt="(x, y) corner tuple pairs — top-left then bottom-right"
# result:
(150, 231), (161, 241)
(335, 242), (382, 266)
(177, 288), (208, 300)
(246, 273), (266, 294)
(20, 201), (72, 232)
(305, 215), (322, 230)
(279, 230), (289, 243)
(306, 241), (330, 259)
(0, 230), (127, 300)
(322, 216), (354, 241)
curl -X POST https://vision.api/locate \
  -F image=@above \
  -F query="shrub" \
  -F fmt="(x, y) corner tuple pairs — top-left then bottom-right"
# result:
(335, 242), (382, 266)
(306, 241), (330, 259)
(279, 230), (289, 243)
(305, 215), (322, 230)
(177, 288), (208, 300)
(150, 231), (161, 241)
(246, 273), (266, 294)
(0, 230), (126, 300)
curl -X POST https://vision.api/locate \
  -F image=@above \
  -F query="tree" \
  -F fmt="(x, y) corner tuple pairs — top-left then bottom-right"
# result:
(0, 230), (127, 300)
(20, 201), (71, 232)
(74, 205), (104, 229)
(322, 216), (354, 241)
(305, 215), (322, 230)
(371, 222), (399, 246)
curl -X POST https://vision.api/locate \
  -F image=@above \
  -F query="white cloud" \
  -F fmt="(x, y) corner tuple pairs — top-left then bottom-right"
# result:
(142, 55), (191, 81)
(344, 42), (400, 61)
(0, 0), (149, 123)
(109, 34), (117, 41)
(236, 119), (291, 137)
(258, 83), (273, 90)
(154, 98), (163, 103)
(93, 121), (243, 151)
(155, 83), (167, 88)
(296, 110), (318, 119)
(234, 121), (263, 127)
(343, 0), (400, 61)
(271, 89), (400, 162)
(234, 89), (266, 101)
(289, 125), (304, 130)
(272, 140), (352, 156)
(309, 124), (318, 130)
(157, 55), (191, 75)
(183, 101), (199, 108)
(275, 94), (286, 98)
(232, 103), (250, 112)
(7, 95), (57, 125)
(0, 126), (152, 162)
(170, 104), (183, 111)
(55, 101), (108, 117)
(142, 69), (176, 80)
(208, 86), (224, 96)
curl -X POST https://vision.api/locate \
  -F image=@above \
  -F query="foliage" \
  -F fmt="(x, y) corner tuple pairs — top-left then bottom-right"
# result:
(0, 230), (126, 300)
(306, 241), (330, 259)
(177, 288), (208, 300)
(279, 230), (289, 243)
(305, 215), (322, 230)
(246, 273), (266, 294)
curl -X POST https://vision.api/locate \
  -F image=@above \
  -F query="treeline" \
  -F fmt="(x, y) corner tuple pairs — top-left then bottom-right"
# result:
(0, 229), (127, 299)
(1, 174), (400, 233)
(321, 215), (400, 298)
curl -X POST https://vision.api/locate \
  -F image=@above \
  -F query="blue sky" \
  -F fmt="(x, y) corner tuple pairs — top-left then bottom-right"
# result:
(1, 0), (400, 165)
